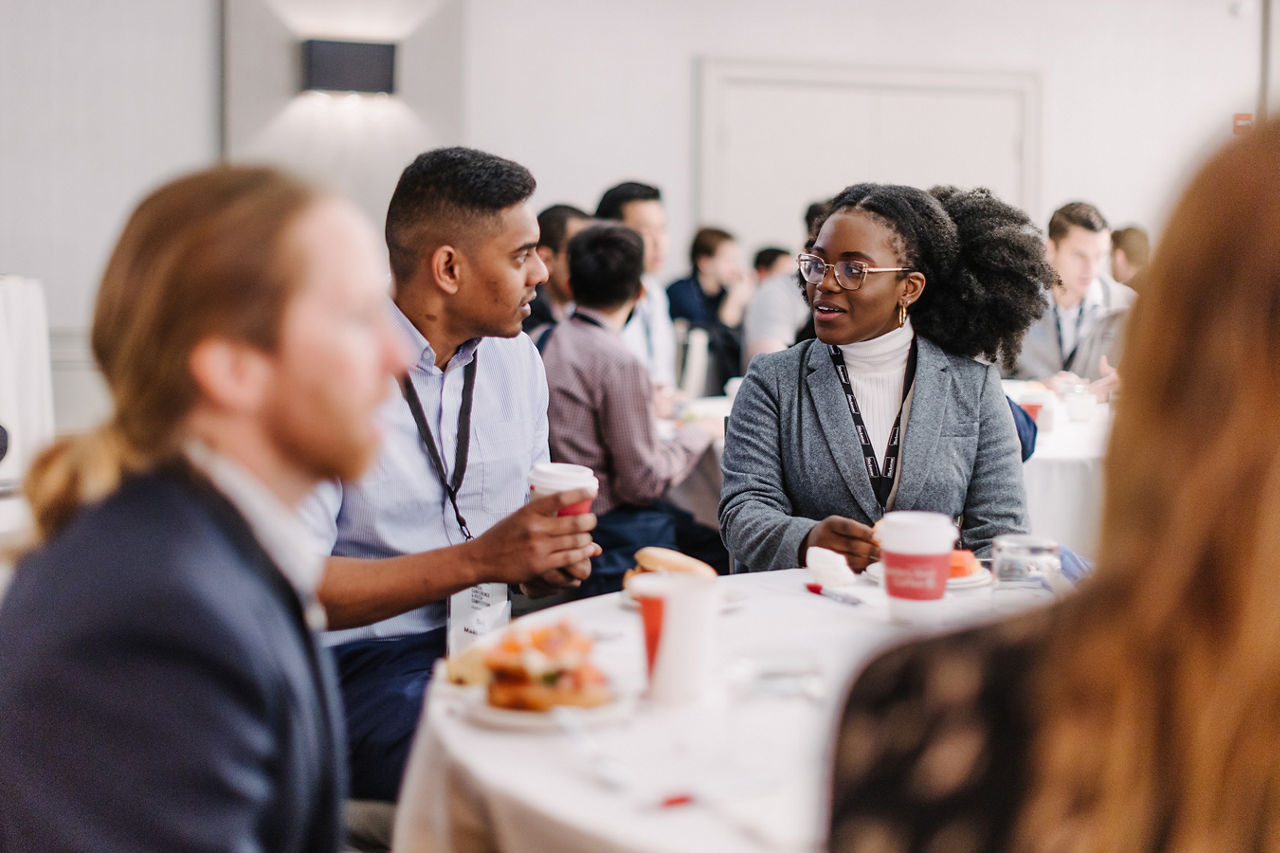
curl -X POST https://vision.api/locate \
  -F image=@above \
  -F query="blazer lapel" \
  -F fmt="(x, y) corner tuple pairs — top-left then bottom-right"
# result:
(805, 341), (884, 522)
(895, 338), (950, 510)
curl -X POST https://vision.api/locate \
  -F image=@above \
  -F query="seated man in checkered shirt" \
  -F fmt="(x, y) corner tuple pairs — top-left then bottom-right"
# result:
(538, 223), (729, 596)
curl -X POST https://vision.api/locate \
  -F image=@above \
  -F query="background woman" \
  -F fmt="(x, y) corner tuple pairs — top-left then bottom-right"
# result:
(720, 183), (1052, 572)
(830, 121), (1280, 850)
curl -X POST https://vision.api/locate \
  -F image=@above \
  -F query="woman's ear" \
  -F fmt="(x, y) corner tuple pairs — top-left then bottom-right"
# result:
(902, 271), (926, 305)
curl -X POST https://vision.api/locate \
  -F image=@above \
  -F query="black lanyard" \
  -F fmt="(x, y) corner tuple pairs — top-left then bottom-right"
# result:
(827, 338), (918, 511)
(571, 310), (606, 329)
(401, 356), (478, 541)
(1054, 301), (1086, 371)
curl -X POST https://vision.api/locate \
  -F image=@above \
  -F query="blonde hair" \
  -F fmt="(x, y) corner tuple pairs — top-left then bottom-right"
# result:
(1016, 123), (1280, 849)
(25, 166), (321, 541)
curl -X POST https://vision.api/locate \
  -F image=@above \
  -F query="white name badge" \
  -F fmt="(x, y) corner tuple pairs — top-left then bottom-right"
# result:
(447, 582), (510, 655)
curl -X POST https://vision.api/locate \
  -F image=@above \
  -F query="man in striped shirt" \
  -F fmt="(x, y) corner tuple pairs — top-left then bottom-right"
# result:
(300, 148), (600, 805)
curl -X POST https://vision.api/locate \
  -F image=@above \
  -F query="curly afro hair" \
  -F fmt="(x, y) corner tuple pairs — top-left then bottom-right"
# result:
(809, 183), (1056, 370)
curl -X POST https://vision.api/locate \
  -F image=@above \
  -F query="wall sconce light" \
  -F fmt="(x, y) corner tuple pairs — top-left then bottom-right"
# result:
(301, 39), (396, 94)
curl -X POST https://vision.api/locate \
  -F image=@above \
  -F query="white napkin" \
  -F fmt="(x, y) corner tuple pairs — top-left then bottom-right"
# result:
(805, 546), (856, 588)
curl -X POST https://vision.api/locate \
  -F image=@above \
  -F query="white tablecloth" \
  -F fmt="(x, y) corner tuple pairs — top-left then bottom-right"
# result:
(393, 569), (1031, 853)
(664, 396), (732, 529)
(1006, 383), (1110, 559)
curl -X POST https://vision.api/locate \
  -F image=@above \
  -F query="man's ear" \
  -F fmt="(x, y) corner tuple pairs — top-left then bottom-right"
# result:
(428, 245), (463, 295)
(1044, 237), (1057, 264)
(188, 336), (271, 413)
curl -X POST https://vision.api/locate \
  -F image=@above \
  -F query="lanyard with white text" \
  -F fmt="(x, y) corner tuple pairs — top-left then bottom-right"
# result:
(401, 357), (477, 541)
(827, 338), (918, 511)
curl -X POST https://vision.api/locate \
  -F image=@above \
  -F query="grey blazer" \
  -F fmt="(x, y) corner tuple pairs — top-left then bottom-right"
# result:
(1006, 277), (1137, 382)
(719, 337), (1028, 571)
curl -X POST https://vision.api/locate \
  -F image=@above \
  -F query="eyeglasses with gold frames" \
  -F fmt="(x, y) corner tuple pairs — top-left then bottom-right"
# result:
(796, 253), (913, 291)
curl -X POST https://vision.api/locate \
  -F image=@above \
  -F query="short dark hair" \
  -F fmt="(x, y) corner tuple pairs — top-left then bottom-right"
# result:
(754, 246), (789, 272)
(1112, 225), (1150, 266)
(1047, 201), (1108, 243)
(805, 200), (830, 235)
(689, 226), (734, 270)
(566, 223), (644, 311)
(594, 181), (661, 221)
(811, 183), (1055, 370)
(537, 203), (590, 252)
(385, 147), (536, 284)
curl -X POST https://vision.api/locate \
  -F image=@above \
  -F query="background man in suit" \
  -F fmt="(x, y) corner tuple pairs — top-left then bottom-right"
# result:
(1008, 201), (1136, 392)
(0, 166), (406, 851)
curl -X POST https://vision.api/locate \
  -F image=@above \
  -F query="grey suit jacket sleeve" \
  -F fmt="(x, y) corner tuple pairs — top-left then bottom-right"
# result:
(719, 352), (819, 571)
(959, 363), (1030, 554)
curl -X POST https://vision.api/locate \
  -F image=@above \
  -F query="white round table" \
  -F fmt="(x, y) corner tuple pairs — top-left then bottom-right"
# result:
(1006, 383), (1111, 559)
(392, 569), (1039, 853)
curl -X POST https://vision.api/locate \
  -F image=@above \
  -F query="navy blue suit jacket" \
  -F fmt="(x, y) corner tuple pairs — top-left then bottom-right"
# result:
(0, 466), (345, 852)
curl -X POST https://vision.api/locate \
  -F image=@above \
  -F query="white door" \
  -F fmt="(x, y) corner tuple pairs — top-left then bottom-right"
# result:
(698, 60), (1040, 253)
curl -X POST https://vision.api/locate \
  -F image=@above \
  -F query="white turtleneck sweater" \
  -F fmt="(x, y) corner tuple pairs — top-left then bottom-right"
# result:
(835, 318), (916, 504)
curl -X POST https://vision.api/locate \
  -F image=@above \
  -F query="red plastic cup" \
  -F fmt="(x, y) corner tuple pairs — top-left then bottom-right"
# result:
(628, 572), (716, 704)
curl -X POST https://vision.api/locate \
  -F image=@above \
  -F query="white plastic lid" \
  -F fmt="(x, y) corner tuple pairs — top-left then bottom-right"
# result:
(528, 462), (599, 494)
(875, 511), (958, 555)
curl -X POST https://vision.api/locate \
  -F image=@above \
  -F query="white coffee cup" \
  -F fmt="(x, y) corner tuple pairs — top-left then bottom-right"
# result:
(875, 511), (958, 624)
(528, 462), (599, 515)
(628, 572), (717, 705)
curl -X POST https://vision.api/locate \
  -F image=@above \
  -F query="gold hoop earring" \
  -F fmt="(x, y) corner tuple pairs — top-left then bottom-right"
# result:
(898, 302), (908, 328)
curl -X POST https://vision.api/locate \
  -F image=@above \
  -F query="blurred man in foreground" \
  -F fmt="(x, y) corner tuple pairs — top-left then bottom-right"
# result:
(0, 166), (404, 851)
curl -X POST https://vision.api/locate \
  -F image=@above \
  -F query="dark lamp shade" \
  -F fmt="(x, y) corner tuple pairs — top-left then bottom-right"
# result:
(302, 40), (395, 94)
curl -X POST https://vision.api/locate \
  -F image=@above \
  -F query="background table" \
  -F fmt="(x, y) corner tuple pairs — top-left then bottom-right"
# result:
(663, 395), (731, 529)
(1005, 382), (1111, 559)
(393, 569), (1020, 853)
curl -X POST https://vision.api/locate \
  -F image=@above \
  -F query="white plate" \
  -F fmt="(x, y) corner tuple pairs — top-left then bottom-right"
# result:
(619, 585), (746, 612)
(863, 561), (993, 589)
(464, 691), (636, 732)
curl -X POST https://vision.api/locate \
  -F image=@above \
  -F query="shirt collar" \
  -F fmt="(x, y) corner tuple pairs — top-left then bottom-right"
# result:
(390, 299), (480, 372)
(571, 305), (621, 332)
(183, 439), (327, 627)
(1082, 277), (1106, 314)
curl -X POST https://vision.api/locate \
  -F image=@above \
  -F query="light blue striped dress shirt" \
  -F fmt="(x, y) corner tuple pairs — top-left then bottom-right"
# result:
(299, 300), (550, 647)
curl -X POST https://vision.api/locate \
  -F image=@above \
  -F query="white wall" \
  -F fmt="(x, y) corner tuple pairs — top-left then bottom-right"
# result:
(0, 0), (221, 431)
(0, 0), (1269, 435)
(461, 0), (1260, 274)
(225, 0), (465, 229)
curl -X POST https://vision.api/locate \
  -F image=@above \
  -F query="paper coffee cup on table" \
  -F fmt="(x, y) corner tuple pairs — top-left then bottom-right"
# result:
(875, 511), (958, 624)
(628, 572), (717, 705)
(1019, 388), (1048, 423)
(528, 462), (599, 515)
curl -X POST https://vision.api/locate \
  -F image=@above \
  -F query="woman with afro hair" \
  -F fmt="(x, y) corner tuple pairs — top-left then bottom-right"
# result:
(719, 182), (1054, 572)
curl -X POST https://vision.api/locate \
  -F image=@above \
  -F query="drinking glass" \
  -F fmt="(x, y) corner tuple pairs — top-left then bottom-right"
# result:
(991, 534), (1062, 612)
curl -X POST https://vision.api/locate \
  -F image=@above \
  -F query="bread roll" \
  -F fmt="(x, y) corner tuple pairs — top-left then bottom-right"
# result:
(623, 547), (717, 588)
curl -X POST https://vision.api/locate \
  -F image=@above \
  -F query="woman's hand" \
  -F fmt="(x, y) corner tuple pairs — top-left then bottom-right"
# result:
(804, 516), (880, 572)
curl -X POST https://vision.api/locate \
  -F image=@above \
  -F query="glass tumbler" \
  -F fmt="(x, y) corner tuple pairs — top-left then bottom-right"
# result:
(991, 534), (1062, 612)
